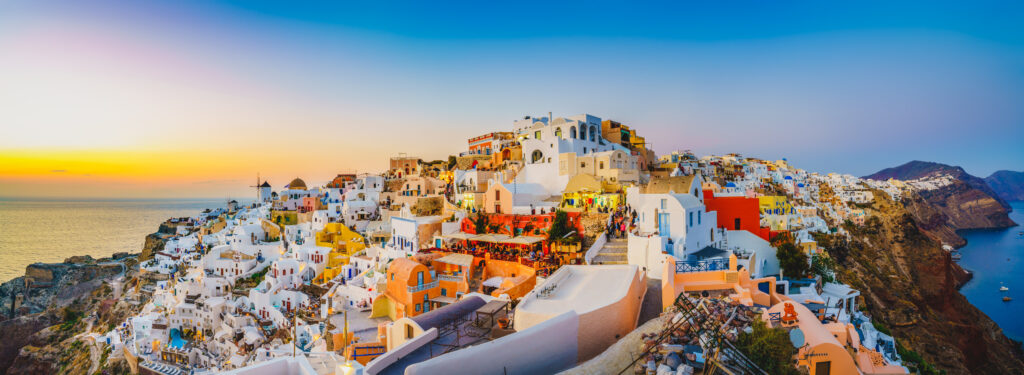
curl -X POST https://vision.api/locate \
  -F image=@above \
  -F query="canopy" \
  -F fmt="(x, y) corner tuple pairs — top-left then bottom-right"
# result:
(443, 232), (477, 241)
(473, 234), (511, 243)
(505, 236), (545, 245)
(435, 253), (474, 268)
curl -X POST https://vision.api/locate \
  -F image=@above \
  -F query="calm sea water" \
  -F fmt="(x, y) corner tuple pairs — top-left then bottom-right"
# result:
(0, 198), (228, 283)
(958, 201), (1024, 342)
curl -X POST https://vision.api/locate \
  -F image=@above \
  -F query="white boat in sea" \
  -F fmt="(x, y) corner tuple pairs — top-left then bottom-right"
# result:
(1000, 283), (1009, 292)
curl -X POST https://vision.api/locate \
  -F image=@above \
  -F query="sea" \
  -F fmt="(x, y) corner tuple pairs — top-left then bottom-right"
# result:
(958, 200), (1024, 342)
(0, 198), (230, 283)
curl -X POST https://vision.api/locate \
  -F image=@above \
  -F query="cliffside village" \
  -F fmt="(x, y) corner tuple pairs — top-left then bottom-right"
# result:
(91, 114), (940, 375)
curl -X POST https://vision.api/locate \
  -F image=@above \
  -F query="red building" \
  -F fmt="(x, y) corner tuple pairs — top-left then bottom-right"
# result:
(702, 190), (771, 240)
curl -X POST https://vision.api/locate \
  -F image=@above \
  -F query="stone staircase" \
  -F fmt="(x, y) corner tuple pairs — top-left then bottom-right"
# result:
(592, 238), (628, 265)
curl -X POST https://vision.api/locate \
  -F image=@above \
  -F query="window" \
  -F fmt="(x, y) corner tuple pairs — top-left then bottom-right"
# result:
(534, 130), (541, 140)
(415, 304), (420, 312)
(581, 162), (586, 168)
(391, 273), (395, 281)
(688, 212), (693, 227)
(441, 288), (447, 296)
(417, 271), (424, 285)
(698, 212), (701, 225)
(660, 199), (667, 210)
(495, 189), (500, 200)
(599, 162), (605, 169)
(555, 128), (562, 138)
(734, 218), (742, 230)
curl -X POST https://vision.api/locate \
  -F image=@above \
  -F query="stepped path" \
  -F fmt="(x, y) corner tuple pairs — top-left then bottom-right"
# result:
(591, 237), (628, 264)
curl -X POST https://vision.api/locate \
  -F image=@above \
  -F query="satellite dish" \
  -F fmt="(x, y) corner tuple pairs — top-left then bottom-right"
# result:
(789, 327), (806, 348)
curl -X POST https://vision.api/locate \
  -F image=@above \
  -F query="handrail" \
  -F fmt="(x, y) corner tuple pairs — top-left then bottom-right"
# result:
(407, 280), (439, 293)
(675, 258), (729, 273)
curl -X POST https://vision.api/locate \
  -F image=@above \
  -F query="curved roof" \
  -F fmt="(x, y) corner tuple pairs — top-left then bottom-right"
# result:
(287, 178), (307, 190)
(410, 295), (487, 331)
(387, 257), (424, 283)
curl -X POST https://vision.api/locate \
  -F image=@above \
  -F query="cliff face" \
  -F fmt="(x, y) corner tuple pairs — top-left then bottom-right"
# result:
(985, 170), (1024, 202)
(826, 194), (1024, 374)
(865, 161), (1016, 235)
(915, 181), (1016, 230)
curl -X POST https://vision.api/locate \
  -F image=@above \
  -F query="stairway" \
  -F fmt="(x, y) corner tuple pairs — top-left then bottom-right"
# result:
(591, 237), (628, 265)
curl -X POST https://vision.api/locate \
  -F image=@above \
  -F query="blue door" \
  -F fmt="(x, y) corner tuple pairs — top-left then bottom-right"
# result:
(658, 213), (671, 235)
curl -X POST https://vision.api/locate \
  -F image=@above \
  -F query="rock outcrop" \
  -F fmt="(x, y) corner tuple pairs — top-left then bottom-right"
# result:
(985, 170), (1024, 202)
(865, 161), (1016, 236)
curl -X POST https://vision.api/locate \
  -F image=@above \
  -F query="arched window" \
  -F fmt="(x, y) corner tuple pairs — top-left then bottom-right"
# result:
(554, 128), (562, 138)
(531, 150), (544, 163)
(589, 126), (597, 142)
(579, 126), (586, 140)
(569, 126), (577, 139)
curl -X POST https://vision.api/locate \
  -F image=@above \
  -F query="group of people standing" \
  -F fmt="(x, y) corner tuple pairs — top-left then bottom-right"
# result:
(607, 204), (637, 239)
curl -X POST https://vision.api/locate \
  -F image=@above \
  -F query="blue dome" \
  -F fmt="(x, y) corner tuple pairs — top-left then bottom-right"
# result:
(797, 183), (805, 187)
(725, 182), (736, 187)
(784, 176), (793, 180)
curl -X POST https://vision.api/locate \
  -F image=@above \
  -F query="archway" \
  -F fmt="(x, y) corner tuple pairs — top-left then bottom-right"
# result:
(569, 126), (577, 139)
(589, 126), (597, 142)
(531, 150), (544, 163)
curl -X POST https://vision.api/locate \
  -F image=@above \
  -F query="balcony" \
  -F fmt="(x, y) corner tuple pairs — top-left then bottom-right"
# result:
(436, 274), (462, 282)
(407, 280), (438, 293)
(675, 258), (729, 273)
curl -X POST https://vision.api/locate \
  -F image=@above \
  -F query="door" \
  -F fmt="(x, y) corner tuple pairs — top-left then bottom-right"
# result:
(815, 361), (831, 375)
(658, 213), (671, 235)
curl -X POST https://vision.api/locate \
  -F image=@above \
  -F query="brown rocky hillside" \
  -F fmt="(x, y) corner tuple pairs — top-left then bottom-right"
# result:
(823, 193), (1024, 374)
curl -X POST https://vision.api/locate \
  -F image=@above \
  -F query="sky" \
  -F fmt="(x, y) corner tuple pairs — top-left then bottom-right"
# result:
(1, 1), (1023, 198)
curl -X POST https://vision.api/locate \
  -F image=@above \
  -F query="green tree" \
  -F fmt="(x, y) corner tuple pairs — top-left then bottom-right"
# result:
(547, 210), (578, 243)
(735, 320), (800, 375)
(776, 240), (809, 279)
(811, 254), (837, 283)
(474, 214), (489, 233)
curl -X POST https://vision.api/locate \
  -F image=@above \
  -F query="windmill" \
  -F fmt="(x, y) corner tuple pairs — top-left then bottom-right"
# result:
(249, 173), (263, 201)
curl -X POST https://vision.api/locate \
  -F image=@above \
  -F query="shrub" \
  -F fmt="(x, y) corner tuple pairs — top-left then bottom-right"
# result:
(777, 241), (809, 279)
(735, 320), (800, 375)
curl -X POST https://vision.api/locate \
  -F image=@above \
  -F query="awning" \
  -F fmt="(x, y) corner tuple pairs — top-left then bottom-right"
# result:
(482, 276), (504, 288)
(443, 232), (477, 241)
(429, 296), (456, 305)
(505, 236), (545, 245)
(435, 253), (474, 268)
(473, 234), (511, 243)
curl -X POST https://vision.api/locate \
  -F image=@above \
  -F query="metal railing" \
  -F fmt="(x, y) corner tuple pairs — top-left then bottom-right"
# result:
(675, 258), (729, 273)
(408, 280), (439, 293)
(436, 274), (462, 282)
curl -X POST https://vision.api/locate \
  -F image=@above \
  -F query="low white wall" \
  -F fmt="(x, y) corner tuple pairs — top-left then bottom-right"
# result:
(627, 233), (669, 280)
(584, 232), (607, 264)
(405, 311), (580, 375)
(364, 327), (439, 375)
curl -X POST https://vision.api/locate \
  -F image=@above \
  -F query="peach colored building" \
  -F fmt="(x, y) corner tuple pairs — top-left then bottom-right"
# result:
(660, 254), (782, 309)
(514, 264), (647, 362)
(762, 302), (907, 375)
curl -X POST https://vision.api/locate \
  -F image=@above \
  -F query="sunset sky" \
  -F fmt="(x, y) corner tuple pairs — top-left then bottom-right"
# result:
(2, 1), (1023, 198)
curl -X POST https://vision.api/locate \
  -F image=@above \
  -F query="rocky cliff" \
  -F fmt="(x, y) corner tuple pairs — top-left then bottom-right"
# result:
(985, 170), (1024, 202)
(824, 194), (1024, 374)
(865, 161), (1016, 235)
(0, 254), (136, 374)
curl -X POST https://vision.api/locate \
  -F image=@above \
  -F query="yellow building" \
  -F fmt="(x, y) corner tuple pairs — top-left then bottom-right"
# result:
(758, 196), (794, 216)
(561, 174), (623, 211)
(315, 223), (368, 284)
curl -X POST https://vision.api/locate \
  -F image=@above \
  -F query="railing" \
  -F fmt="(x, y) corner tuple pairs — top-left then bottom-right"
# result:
(407, 280), (439, 293)
(675, 258), (729, 273)
(436, 274), (462, 282)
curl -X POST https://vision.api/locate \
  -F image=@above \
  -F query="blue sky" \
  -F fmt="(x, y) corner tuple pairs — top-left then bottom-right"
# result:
(1, 1), (1022, 197)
